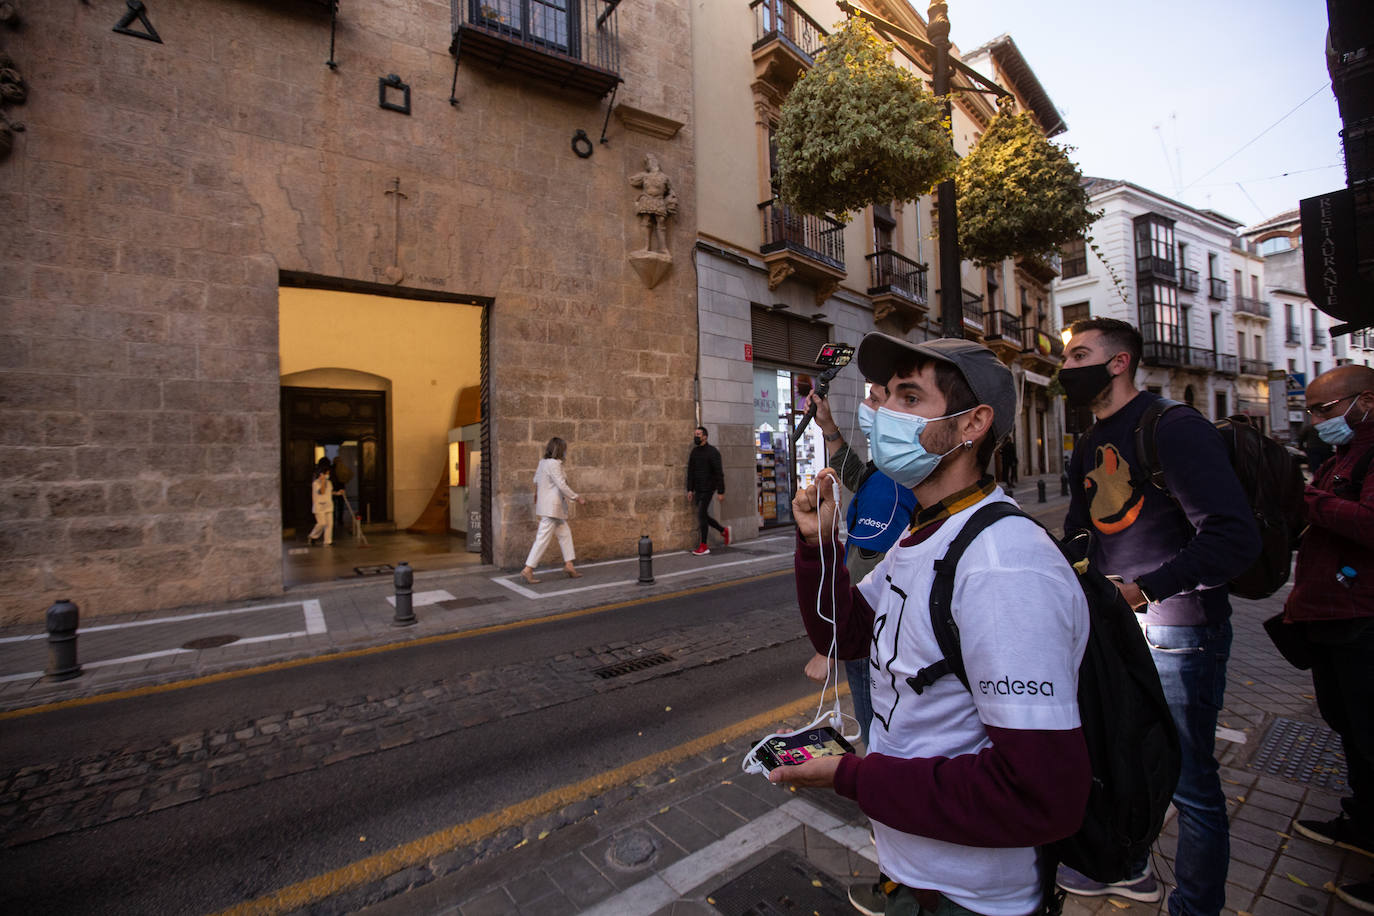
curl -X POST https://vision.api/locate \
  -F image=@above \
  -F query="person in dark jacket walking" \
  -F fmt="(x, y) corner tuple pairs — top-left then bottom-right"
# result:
(1285, 365), (1374, 912)
(686, 425), (728, 556)
(1057, 317), (1260, 914)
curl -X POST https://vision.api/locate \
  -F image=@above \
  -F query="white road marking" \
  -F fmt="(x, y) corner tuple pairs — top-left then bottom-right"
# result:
(491, 550), (792, 599)
(384, 590), (455, 609)
(1215, 726), (1247, 744)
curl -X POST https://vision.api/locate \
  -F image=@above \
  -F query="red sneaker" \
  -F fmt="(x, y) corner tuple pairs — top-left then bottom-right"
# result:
(691, 544), (710, 556)
(722, 526), (732, 547)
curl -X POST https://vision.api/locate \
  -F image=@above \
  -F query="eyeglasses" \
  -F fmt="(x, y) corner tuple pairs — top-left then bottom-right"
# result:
(1305, 393), (1357, 419)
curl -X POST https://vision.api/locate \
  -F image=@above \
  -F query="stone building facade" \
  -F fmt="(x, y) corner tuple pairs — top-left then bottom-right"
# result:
(0, 0), (696, 624)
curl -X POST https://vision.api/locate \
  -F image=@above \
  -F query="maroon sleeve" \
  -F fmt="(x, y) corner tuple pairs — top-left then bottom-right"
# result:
(794, 533), (875, 660)
(832, 725), (1090, 848)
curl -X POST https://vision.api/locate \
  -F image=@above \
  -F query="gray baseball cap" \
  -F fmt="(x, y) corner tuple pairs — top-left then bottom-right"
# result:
(856, 333), (1017, 443)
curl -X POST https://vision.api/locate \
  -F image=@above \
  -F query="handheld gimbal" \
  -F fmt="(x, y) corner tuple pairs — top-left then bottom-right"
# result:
(789, 343), (855, 448)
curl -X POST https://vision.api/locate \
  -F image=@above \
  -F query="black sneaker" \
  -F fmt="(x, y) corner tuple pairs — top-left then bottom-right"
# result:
(1338, 880), (1374, 914)
(1293, 813), (1374, 858)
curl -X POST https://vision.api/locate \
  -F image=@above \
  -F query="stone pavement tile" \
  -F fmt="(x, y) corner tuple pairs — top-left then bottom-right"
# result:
(646, 901), (717, 916)
(649, 804), (725, 856)
(1228, 880), (1260, 913)
(1233, 836), (1281, 870)
(676, 792), (750, 839)
(457, 886), (515, 916)
(1252, 896), (1312, 916)
(1259, 868), (1333, 914)
(504, 869), (558, 907)
(1280, 834), (1348, 870)
(1255, 776), (1312, 802)
(541, 849), (616, 909)
(1245, 789), (1305, 818)
(1233, 816), (1297, 851)
(799, 823), (860, 882)
(1228, 857), (1268, 893)
(707, 780), (779, 821)
(1239, 803), (1305, 833)
(516, 890), (575, 916)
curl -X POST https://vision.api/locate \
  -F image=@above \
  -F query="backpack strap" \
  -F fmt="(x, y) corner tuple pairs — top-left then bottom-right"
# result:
(1134, 398), (1186, 491)
(908, 501), (1031, 695)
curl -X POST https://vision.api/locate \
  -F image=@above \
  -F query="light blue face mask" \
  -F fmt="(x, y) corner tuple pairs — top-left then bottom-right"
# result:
(870, 405), (972, 489)
(857, 402), (876, 439)
(1316, 396), (1367, 446)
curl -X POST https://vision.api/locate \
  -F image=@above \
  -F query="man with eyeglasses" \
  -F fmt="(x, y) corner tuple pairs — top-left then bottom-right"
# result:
(1286, 365), (1374, 912)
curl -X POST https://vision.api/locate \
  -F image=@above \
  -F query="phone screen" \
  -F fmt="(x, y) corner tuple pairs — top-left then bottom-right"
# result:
(757, 726), (855, 771)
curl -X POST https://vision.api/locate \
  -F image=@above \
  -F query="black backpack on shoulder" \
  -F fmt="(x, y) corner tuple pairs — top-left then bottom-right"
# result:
(1136, 400), (1305, 600)
(911, 501), (1181, 896)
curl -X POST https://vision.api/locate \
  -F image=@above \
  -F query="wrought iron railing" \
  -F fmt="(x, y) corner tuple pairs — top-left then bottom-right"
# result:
(759, 199), (844, 270)
(866, 248), (928, 305)
(962, 289), (984, 330)
(1021, 325), (1065, 360)
(1234, 296), (1271, 317)
(1216, 354), (1239, 375)
(452, 0), (621, 86)
(1312, 328), (1328, 347)
(750, 0), (826, 60)
(1240, 357), (1271, 376)
(984, 309), (1023, 343)
(1184, 347), (1216, 370)
(1143, 340), (1184, 366)
(1286, 323), (1303, 345)
(1136, 255), (1175, 282)
(1179, 268), (1199, 292)
(1208, 277), (1227, 300)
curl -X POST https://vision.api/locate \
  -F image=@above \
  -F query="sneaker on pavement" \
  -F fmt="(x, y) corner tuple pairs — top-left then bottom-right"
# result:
(691, 544), (710, 556)
(1056, 864), (1163, 903)
(1338, 880), (1374, 914)
(722, 526), (732, 547)
(847, 878), (889, 916)
(1294, 813), (1374, 858)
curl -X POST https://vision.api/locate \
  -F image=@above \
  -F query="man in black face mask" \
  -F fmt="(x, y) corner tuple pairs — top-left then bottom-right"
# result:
(1055, 317), (1260, 916)
(686, 426), (728, 555)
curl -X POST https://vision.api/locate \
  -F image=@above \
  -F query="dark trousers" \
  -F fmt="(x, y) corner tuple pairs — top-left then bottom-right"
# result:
(1308, 617), (1374, 828)
(694, 493), (724, 544)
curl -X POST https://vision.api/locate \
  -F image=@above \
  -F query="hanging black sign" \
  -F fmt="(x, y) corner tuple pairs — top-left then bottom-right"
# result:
(1300, 188), (1370, 328)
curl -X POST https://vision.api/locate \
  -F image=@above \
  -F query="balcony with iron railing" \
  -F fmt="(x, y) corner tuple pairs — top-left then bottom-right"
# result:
(1017, 251), (1061, 284)
(1216, 353), (1239, 376)
(983, 309), (1023, 358)
(1136, 255), (1175, 283)
(1184, 347), (1216, 371)
(1312, 328), (1327, 348)
(1286, 323), (1303, 345)
(1240, 357), (1271, 377)
(1021, 323), (1065, 367)
(1142, 339), (1184, 367)
(1234, 296), (1271, 318)
(750, 0), (826, 91)
(1208, 277), (1228, 300)
(450, 0), (622, 98)
(1179, 267), (1200, 292)
(759, 198), (845, 284)
(961, 289), (985, 333)
(866, 249), (927, 306)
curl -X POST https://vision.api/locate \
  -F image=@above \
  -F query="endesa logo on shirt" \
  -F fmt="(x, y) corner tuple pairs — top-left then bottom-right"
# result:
(979, 675), (1056, 697)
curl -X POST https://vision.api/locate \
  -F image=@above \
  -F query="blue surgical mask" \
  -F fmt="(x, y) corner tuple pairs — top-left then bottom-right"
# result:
(857, 402), (876, 439)
(1316, 397), (1366, 446)
(870, 405), (972, 489)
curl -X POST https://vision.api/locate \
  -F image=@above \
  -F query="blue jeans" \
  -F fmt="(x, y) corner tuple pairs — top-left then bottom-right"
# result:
(845, 658), (872, 748)
(1138, 621), (1233, 916)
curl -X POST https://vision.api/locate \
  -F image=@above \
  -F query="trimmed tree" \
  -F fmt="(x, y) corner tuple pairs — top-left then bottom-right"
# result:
(955, 102), (1099, 266)
(775, 17), (955, 220)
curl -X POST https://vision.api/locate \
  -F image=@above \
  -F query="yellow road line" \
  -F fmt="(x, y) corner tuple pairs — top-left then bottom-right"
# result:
(215, 687), (846, 916)
(0, 570), (792, 721)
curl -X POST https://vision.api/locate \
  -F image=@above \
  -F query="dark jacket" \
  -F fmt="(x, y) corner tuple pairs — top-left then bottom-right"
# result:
(686, 443), (724, 496)
(1065, 391), (1261, 626)
(1285, 420), (1374, 623)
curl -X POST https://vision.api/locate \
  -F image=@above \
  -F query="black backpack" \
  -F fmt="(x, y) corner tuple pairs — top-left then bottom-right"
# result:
(1136, 400), (1305, 600)
(910, 501), (1181, 895)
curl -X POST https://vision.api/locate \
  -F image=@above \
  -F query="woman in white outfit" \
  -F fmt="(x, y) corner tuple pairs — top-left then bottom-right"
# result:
(308, 467), (334, 546)
(521, 437), (585, 584)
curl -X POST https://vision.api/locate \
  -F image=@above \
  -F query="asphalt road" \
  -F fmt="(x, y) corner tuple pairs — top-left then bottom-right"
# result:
(0, 573), (815, 916)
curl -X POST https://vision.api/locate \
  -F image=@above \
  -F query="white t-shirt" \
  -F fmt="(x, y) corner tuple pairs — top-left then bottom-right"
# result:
(855, 492), (1089, 916)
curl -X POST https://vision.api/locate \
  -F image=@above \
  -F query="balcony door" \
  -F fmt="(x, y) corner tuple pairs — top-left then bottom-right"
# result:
(474, 0), (576, 55)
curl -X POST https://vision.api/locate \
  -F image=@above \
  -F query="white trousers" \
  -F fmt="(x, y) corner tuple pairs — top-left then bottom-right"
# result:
(309, 510), (333, 545)
(525, 516), (574, 568)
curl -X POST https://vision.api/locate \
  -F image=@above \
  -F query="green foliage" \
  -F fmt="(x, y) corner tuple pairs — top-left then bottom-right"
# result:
(956, 104), (1099, 266)
(775, 18), (955, 220)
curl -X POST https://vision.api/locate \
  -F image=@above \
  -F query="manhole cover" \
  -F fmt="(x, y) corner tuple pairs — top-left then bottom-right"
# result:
(1249, 717), (1348, 790)
(592, 652), (673, 679)
(354, 564), (395, 577)
(182, 635), (239, 650)
(709, 850), (850, 915)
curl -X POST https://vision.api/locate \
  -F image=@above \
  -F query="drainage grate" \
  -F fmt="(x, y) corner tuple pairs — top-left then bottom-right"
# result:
(708, 850), (850, 915)
(182, 634), (239, 650)
(1249, 717), (1348, 790)
(354, 564), (395, 577)
(592, 652), (674, 679)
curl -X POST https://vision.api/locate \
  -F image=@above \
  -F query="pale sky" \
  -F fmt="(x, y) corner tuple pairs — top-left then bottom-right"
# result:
(945, 0), (1342, 229)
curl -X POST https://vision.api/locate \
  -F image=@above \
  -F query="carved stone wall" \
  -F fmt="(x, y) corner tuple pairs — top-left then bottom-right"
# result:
(0, 0), (696, 624)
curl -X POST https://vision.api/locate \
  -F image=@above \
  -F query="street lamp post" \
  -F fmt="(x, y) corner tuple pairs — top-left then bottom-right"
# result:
(927, 1), (963, 339)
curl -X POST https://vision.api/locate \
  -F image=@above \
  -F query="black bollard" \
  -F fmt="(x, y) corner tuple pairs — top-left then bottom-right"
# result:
(637, 535), (654, 585)
(392, 562), (416, 627)
(1037, 479), (1047, 503)
(45, 599), (83, 681)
